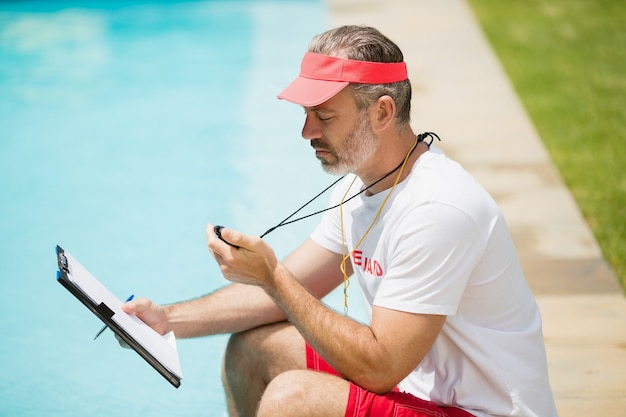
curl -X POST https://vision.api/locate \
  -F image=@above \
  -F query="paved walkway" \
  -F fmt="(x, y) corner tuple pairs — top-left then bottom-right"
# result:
(327, 0), (626, 415)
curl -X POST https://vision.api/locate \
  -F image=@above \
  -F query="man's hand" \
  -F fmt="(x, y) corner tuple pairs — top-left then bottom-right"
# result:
(121, 297), (170, 335)
(206, 223), (279, 291)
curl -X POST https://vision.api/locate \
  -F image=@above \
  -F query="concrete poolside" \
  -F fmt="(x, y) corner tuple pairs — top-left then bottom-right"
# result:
(325, 0), (626, 415)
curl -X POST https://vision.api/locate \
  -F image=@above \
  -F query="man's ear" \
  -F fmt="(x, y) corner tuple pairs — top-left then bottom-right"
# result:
(370, 95), (396, 133)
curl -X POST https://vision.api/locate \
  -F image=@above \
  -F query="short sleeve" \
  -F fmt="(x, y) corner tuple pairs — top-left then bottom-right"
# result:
(373, 203), (487, 316)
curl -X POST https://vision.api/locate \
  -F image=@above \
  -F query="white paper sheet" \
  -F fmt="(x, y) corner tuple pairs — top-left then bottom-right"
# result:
(64, 251), (183, 379)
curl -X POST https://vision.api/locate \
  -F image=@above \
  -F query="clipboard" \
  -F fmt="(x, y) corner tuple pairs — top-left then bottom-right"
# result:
(55, 245), (183, 388)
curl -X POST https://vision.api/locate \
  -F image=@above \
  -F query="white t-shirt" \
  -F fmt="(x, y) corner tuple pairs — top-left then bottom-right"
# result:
(311, 147), (557, 417)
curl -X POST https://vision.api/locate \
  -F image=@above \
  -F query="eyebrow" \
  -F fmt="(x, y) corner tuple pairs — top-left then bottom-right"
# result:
(304, 104), (336, 113)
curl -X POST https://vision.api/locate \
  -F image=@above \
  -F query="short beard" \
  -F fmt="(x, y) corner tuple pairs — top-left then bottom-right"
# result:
(319, 115), (377, 176)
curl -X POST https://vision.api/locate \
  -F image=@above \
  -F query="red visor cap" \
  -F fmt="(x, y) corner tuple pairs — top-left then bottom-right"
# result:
(277, 52), (408, 107)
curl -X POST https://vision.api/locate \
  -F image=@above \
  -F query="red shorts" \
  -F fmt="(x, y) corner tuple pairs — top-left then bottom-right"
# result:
(306, 344), (475, 417)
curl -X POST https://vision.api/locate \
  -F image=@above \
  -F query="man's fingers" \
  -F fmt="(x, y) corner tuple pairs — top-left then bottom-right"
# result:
(121, 297), (152, 314)
(207, 223), (241, 249)
(115, 334), (131, 349)
(117, 298), (152, 349)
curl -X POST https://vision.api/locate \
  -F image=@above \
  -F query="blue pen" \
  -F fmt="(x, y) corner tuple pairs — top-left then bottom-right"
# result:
(94, 294), (134, 340)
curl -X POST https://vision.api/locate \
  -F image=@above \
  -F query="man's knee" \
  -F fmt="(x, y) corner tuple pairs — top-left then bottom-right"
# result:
(261, 370), (310, 406)
(222, 323), (306, 385)
(222, 326), (271, 386)
(257, 370), (350, 417)
(223, 327), (261, 372)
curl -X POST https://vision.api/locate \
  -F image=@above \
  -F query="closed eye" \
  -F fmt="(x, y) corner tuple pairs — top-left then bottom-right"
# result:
(304, 107), (335, 122)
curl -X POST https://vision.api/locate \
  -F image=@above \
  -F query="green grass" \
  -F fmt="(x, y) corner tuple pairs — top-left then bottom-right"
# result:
(467, 0), (626, 289)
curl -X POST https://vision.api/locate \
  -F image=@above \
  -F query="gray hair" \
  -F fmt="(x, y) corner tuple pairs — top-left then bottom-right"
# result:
(308, 25), (412, 129)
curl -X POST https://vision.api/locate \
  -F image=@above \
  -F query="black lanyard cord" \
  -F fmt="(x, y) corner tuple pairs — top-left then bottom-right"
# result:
(259, 175), (344, 238)
(259, 131), (440, 239)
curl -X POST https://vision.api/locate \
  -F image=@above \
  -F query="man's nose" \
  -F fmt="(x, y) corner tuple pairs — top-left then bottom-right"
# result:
(301, 113), (321, 141)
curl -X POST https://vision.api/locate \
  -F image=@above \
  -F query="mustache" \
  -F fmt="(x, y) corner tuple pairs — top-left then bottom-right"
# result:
(310, 139), (331, 151)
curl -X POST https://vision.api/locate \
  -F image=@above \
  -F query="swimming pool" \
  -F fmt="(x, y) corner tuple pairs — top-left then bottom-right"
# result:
(0, 1), (368, 415)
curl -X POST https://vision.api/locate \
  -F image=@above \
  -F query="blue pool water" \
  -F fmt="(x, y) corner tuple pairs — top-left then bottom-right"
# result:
(0, 1), (368, 415)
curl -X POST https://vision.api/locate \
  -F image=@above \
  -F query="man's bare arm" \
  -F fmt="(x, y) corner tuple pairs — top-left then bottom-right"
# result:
(123, 237), (344, 338)
(211, 225), (446, 394)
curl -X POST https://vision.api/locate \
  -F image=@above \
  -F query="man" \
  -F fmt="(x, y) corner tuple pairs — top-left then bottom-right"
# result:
(123, 26), (557, 417)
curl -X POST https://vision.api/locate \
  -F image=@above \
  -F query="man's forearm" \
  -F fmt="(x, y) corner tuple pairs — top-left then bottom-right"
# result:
(165, 283), (287, 338)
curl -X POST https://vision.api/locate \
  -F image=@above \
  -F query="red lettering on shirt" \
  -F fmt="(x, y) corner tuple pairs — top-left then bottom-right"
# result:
(374, 262), (383, 277)
(351, 251), (384, 277)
